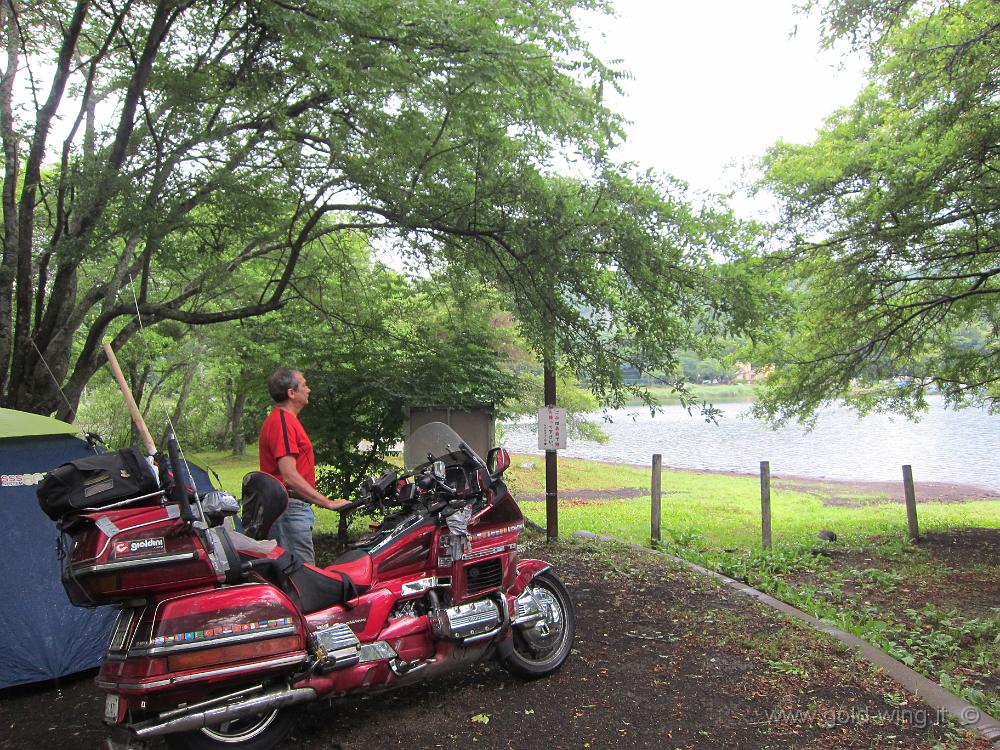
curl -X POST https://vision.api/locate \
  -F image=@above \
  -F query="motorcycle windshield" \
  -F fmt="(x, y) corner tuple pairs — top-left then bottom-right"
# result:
(403, 422), (484, 471)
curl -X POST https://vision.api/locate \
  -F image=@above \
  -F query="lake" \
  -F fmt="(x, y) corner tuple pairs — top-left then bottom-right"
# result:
(501, 396), (1000, 490)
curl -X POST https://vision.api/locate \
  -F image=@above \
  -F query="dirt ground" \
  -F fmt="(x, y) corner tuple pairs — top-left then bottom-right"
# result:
(1, 537), (994, 750)
(782, 526), (1000, 713)
(770, 478), (1000, 508)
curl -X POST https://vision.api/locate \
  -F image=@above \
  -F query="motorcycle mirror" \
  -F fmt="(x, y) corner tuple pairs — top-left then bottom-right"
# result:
(486, 447), (510, 477)
(431, 460), (446, 480)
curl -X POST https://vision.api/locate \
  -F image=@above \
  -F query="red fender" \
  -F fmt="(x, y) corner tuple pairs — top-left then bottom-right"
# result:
(495, 559), (555, 658)
(510, 558), (552, 598)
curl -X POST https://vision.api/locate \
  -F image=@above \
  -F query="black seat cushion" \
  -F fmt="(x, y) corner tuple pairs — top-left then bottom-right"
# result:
(287, 564), (358, 614)
(244, 550), (358, 614)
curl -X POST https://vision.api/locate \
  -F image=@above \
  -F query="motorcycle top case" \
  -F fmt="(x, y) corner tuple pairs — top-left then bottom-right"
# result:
(37, 447), (160, 520)
(63, 505), (225, 606)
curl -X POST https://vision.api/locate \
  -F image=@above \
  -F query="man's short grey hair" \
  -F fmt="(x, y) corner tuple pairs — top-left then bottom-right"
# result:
(268, 368), (302, 403)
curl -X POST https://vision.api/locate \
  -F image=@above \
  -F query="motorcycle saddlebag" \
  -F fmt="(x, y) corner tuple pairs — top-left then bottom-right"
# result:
(37, 448), (160, 520)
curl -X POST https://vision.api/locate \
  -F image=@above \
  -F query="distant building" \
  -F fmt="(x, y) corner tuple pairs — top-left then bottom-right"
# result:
(620, 365), (643, 385)
(733, 362), (771, 384)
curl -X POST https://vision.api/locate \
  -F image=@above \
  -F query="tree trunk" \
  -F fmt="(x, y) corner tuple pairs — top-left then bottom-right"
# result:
(162, 362), (197, 448)
(0, 0), (20, 402)
(231, 390), (246, 455)
(337, 510), (350, 547)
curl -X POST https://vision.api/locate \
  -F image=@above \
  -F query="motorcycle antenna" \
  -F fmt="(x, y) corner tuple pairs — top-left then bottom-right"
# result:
(27, 336), (101, 454)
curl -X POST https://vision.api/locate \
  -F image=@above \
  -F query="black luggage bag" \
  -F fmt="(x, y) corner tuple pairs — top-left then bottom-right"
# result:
(37, 447), (160, 520)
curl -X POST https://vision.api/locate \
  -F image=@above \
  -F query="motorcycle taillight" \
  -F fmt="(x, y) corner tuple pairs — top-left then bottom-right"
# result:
(77, 556), (220, 602)
(166, 635), (303, 672)
(117, 656), (168, 679)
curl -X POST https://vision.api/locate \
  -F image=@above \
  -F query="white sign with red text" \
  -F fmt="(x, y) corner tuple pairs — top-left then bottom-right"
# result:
(537, 407), (567, 451)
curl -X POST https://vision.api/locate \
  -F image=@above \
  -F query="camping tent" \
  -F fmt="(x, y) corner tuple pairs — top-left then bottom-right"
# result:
(0, 409), (215, 688)
(0, 408), (117, 688)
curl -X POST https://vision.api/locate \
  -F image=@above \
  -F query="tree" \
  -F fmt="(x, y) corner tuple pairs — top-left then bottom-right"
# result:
(288, 259), (526, 501)
(754, 0), (1000, 424)
(0, 0), (625, 417)
(432, 168), (773, 412)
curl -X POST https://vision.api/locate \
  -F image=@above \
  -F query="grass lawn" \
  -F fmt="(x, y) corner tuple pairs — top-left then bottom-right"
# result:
(186, 448), (259, 495)
(623, 382), (758, 405)
(508, 453), (1000, 718)
(188, 447), (1000, 551)
(506, 454), (1000, 550)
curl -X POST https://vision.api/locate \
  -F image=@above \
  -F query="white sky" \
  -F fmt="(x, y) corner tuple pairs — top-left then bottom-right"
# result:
(580, 0), (868, 214)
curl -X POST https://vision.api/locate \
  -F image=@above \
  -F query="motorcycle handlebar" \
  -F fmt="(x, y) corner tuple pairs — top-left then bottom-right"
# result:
(337, 498), (370, 514)
(240, 558), (272, 574)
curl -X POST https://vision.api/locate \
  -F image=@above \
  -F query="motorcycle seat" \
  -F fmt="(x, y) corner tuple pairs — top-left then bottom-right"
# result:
(271, 550), (376, 615)
(325, 548), (373, 589)
(235, 545), (372, 614)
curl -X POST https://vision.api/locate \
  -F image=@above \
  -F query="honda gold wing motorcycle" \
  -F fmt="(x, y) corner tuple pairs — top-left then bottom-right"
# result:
(37, 421), (574, 750)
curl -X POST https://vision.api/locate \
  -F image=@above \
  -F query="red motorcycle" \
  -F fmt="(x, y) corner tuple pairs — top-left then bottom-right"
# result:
(40, 422), (574, 750)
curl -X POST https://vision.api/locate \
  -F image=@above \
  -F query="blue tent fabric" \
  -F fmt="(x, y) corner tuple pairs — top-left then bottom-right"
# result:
(0, 433), (116, 688)
(0, 426), (216, 688)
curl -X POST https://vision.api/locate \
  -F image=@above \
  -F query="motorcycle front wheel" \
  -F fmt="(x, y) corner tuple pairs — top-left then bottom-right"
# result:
(500, 570), (576, 678)
(164, 706), (297, 750)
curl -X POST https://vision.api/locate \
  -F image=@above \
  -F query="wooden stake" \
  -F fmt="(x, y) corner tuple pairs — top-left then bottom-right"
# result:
(102, 340), (156, 455)
(760, 460), (772, 549)
(544, 361), (558, 541)
(903, 464), (920, 542)
(651, 454), (662, 546)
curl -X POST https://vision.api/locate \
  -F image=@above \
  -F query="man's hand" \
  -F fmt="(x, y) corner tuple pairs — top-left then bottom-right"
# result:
(277, 456), (347, 511)
(319, 497), (351, 511)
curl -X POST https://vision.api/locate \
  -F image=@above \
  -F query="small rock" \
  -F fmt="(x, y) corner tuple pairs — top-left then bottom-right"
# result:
(520, 461), (535, 470)
(818, 530), (838, 542)
(572, 530), (598, 540)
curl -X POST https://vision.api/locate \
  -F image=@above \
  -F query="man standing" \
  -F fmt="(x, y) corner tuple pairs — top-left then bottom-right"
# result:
(259, 368), (349, 564)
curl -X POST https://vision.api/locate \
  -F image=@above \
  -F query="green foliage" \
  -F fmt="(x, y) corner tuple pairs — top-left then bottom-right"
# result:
(445, 169), (776, 415)
(3, 0), (772, 447)
(684, 544), (1000, 715)
(2, 0), (627, 415)
(755, 0), (1000, 424)
(264, 251), (524, 499)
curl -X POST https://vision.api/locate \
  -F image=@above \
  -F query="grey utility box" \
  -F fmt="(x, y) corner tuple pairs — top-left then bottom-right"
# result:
(405, 405), (495, 461)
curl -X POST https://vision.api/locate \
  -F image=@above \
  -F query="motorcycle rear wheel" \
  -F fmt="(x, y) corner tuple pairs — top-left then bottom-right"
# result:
(164, 706), (297, 750)
(500, 570), (575, 678)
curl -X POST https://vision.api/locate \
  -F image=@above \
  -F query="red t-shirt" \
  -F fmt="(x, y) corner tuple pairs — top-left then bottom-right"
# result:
(259, 407), (316, 489)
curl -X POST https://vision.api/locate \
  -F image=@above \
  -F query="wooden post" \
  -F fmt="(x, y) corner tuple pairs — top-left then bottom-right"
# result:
(902, 465), (919, 542)
(651, 454), (662, 546)
(760, 460), (772, 550)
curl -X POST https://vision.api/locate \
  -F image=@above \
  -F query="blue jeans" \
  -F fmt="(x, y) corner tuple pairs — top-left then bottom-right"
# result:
(271, 498), (315, 565)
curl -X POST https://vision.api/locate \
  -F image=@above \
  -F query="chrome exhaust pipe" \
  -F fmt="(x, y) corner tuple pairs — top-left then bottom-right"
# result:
(132, 685), (316, 739)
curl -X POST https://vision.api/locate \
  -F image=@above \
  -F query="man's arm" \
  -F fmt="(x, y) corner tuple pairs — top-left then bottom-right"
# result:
(276, 456), (351, 511)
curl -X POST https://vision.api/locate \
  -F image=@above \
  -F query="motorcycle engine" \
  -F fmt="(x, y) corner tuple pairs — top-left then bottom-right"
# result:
(428, 599), (500, 641)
